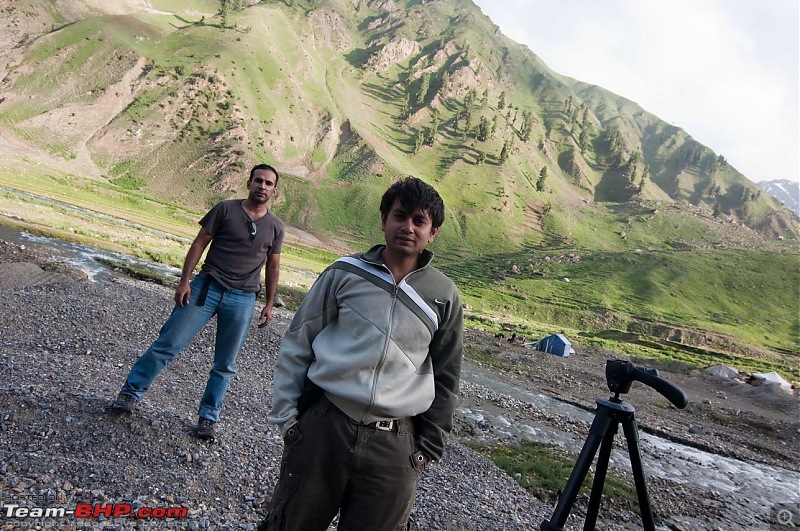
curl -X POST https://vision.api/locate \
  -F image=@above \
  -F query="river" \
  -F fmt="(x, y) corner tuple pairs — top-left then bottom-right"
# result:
(462, 359), (800, 528)
(0, 223), (181, 283)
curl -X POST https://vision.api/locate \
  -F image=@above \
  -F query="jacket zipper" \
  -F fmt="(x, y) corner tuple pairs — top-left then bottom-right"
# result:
(366, 283), (398, 422)
(362, 262), (407, 423)
(360, 254), (424, 423)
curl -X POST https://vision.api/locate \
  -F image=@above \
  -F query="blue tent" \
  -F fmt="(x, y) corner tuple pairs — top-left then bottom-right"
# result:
(537, 334), (573, 357)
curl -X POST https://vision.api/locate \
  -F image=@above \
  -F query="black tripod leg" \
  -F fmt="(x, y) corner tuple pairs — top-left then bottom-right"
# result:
(541, 409), (614, 531)
(583, 420), (618, 531)
(620, 417), (656, 531)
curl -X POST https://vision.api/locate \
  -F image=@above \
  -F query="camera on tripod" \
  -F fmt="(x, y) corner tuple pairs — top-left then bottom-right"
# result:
(606, 359), (688, 408)
(541, 359), (688, 531)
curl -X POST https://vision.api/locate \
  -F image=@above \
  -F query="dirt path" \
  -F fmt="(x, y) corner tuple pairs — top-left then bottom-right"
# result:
(9, 56), (148, 180)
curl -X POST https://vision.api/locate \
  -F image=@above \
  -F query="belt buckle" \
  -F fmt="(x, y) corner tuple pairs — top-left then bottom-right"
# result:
(375, 419), (394, 431)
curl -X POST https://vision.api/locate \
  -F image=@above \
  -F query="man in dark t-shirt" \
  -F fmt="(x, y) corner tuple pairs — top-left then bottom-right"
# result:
(110, 164), (284, 441)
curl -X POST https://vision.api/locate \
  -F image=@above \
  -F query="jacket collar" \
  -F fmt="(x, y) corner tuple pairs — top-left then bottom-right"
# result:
(360, 244), (434, 271)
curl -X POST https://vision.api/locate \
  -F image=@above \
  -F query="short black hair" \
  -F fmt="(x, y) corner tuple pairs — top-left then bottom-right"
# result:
(380, 176), (445, 228)
(249, 164), (279, 185)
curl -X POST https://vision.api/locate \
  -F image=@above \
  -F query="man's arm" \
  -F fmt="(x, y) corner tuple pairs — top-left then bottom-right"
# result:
(413, 290), (464, 461)
(175, 228), (214, 307)
(268, 267), (339, 434)
(258, 252), (281, 328)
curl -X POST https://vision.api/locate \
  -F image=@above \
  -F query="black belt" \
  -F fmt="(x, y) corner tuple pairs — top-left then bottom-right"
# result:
(315, 394), (405, 433)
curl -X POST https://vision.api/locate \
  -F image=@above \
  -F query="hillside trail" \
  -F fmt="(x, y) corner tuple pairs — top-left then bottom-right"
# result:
(0, 0), (171, 181)
(70, 56), (149, 178)
(4, 56), (148, 182)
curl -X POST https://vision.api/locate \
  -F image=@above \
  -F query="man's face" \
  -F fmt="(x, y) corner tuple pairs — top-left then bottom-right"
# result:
(248, 169), (278, 204)
(381, 199), (439, 257)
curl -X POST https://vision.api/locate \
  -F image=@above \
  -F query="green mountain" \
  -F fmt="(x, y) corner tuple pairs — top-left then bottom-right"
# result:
(0, 0), (797, 377)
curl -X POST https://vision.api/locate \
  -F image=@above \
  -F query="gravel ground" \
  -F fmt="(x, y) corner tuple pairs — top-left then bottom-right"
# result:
(0, 240), (797, 531)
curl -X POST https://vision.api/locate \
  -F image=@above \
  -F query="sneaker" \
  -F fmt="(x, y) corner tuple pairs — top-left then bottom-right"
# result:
(109, 393), (137, 413)
(197, 417), (216, 441)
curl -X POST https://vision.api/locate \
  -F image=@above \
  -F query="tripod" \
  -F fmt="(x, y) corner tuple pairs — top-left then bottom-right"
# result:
(541, 360), (688, 531)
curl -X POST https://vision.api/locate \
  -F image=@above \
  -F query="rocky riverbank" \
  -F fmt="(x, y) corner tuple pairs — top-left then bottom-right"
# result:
(0, 240), (797, 530)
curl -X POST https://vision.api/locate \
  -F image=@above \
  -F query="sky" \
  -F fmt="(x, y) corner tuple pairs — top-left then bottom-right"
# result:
(471, 0), (799, 185)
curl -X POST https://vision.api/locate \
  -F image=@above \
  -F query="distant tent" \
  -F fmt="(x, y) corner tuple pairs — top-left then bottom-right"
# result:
(537, 334), (573, 357)
(750, 371), (792, 393)
(704, 364), (739, 379)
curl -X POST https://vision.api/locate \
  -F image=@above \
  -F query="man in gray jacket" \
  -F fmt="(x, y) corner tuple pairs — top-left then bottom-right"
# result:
(260, 177), (463, 531)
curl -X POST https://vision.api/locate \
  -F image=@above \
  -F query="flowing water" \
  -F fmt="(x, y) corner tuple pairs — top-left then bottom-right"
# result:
(462, 359), (800, 527)
(0, 224), (181, 283)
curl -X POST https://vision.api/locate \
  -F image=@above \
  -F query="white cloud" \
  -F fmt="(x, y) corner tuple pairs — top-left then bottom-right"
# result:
(472, 0), (799, 184)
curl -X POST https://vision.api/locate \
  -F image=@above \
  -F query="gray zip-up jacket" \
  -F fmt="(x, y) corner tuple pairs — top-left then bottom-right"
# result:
(268, 244), (463, 461)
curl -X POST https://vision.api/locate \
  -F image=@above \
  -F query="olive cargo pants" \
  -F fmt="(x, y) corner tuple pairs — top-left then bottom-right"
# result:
(259, 395), (427, 531)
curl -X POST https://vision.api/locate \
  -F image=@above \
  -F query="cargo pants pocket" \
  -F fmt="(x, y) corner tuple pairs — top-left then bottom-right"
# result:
(258, 462), (303, 531)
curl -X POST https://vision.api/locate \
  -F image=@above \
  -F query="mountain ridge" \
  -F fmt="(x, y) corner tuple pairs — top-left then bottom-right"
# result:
(0, 0), (796, 251)
(758, 179), (800, 218)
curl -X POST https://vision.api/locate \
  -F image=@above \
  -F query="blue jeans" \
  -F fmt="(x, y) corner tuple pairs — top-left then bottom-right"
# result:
(121, 274), (256, 421)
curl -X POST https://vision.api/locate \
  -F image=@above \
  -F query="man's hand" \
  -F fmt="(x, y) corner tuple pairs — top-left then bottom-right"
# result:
(174, 282), (191, 307)
(258, 305), (274, 328)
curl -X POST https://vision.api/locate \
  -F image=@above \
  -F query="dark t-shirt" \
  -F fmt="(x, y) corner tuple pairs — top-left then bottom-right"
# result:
(198, 200), (284, 293)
